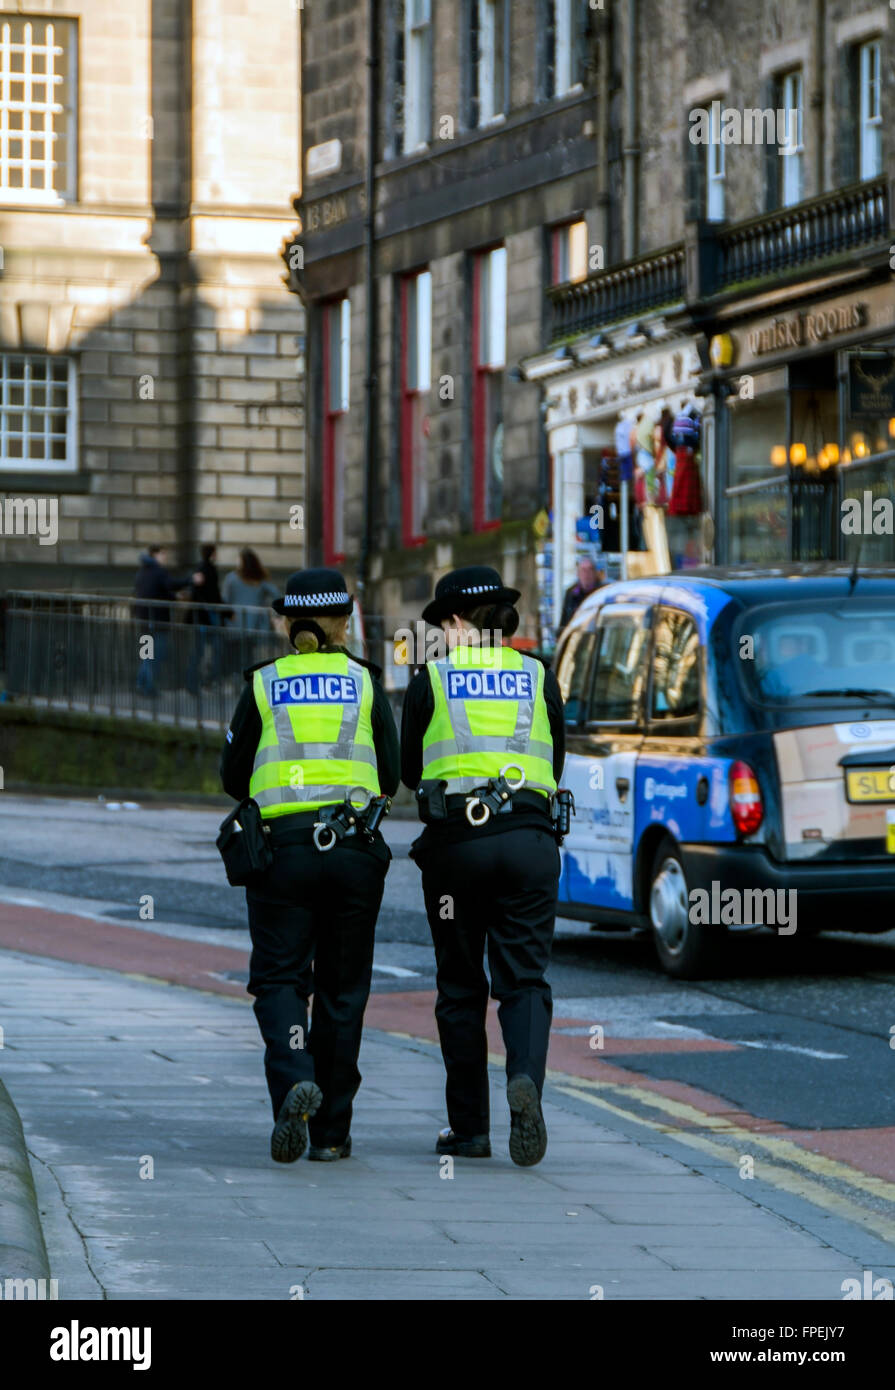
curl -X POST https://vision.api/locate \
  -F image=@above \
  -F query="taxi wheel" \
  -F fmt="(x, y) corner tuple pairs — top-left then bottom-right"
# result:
(648, 837), (718, 979)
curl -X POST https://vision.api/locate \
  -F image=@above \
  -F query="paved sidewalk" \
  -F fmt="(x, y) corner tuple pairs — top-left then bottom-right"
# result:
(0, 948), (877, 1300)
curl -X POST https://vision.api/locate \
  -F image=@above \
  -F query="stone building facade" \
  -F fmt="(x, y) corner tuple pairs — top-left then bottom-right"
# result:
(520, 0), (894, 603)
(0, 0), (305, 593)
(286, 0), (893, 659)
(286, 0), (608, 665)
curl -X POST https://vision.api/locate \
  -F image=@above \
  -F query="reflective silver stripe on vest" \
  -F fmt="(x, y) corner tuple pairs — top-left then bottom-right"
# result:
(254, 784), (359, 809)
(429, 654), (546, 762)
(423, 735), (554, 765)
(252, 743), (377, 769)
(444, 775), (555, 795)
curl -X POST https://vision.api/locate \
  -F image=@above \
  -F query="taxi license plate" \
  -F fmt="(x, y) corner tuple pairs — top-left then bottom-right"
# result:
(845, 768), (895, 804)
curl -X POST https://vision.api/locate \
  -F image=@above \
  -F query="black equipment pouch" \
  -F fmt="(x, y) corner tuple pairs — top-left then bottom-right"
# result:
(360, 794), (392, 840)
(552, 788), (575, 844)
(216, 797), (273, 886)
(415, 778), (448, 824)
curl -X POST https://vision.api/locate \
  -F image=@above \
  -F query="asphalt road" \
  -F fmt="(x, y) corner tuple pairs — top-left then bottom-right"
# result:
(1, 794), (894, 1162)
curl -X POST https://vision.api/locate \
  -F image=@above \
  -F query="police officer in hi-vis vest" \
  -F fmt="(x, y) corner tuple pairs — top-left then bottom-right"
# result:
(401, 567), (566, 1166)
(221, 568), (399, 1163)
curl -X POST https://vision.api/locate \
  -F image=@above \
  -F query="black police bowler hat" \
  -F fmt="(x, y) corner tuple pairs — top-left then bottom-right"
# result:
(422, 565), (521, 626)
(271, 567), (354, 617)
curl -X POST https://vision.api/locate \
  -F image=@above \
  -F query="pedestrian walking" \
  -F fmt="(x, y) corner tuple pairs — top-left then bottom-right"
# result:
(401, 566), (566, 1166)
(133, 544), (189, 698)
(220, 569), (399, 1164)
(221, 548), (279, 632)
(186, 543), (226, 693)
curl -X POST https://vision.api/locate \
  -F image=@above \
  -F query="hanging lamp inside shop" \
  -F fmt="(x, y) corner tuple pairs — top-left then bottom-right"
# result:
(770, 446), (787, 466)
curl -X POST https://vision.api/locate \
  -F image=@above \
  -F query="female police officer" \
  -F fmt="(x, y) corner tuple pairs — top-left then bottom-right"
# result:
(401, 566), (565, 1166)
(221, 568), (399, 1163)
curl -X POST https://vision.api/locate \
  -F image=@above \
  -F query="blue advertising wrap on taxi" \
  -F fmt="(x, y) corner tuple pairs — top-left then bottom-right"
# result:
(557, 578), (744, 911)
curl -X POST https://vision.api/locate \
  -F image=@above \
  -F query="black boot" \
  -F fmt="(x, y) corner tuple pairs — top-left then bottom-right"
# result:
(435, 1128), (491, 1158)
(507, 1074), (547, 1167)
(308, 1137), (352, 1162)
(270, 1081), (322, 1164)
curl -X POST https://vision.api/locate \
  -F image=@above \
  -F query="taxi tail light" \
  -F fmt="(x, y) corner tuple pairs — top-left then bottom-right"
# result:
(730, 760), (763, 837)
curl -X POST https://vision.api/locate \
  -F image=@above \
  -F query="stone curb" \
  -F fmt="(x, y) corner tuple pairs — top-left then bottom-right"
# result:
(0, 1077), (51, 1284)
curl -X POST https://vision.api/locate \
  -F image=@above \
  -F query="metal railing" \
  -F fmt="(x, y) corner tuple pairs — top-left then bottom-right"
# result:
(1, 592), (292, 729)
(546, 178), (889, 344)
(725, 474), (790, 563)
(839, 448), (895, 563)
(715, 176), (889, 293)
(547, 244), (686, 343)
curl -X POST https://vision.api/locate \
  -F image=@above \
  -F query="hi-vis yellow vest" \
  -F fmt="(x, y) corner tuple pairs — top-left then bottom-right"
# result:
(249, 652), (379, 818)
(421, 645), (556, 799)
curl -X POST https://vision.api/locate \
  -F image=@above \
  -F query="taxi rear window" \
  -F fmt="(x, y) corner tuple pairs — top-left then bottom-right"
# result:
(735, 597), (895, 709)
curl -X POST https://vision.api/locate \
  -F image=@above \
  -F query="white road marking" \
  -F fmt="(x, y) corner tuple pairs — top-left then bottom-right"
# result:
(731, 1040), (847, 1060)
(371, 963), (419, 978)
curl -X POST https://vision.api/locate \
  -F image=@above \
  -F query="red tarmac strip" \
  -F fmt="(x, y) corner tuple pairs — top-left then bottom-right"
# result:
(0, 901), (248, 999)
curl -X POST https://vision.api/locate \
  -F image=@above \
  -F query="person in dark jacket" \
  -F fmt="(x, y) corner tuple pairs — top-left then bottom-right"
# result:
(221, 568), (400, 1164)
(134, 545), (189, 696)
(559, 557), (605, 633)
(401, 566), (566, 1167)
(189, 542), (224, 622)
(186, 543), (226, 692)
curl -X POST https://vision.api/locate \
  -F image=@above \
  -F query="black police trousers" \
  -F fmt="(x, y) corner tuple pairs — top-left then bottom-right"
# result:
(419, 824), (561, 1138)
(246, 833), (387, 1147)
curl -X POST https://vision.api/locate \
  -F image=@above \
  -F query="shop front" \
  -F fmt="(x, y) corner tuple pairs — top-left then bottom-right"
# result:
(523, 327), (704, 645)
(708, 280), (895, 564)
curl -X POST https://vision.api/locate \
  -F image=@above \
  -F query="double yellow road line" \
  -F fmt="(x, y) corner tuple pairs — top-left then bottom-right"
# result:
(551, 1069), (895, 1245)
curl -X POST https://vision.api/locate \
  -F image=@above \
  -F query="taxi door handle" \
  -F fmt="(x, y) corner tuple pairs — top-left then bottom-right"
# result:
(615, 777), (630, 802)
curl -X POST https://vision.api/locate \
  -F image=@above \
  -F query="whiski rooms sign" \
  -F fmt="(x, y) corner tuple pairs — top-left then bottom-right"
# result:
(746, 303), (866, 357)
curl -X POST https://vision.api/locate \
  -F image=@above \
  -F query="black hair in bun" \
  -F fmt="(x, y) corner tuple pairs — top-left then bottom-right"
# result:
(459, 601), (519, 638)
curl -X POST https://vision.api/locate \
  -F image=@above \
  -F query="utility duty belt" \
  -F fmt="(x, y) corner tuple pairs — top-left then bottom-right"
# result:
(417, 769), (576, 842)
(417, 762), (527, 828)
(312, 787), (392, 853)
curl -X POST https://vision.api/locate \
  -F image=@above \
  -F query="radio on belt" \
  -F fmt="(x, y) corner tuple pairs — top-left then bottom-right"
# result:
(552, 788), (575, 844)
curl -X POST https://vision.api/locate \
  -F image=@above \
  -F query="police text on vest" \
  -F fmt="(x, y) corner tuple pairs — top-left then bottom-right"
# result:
(446, 670), (533, 700)
(271, 675), (359, 705)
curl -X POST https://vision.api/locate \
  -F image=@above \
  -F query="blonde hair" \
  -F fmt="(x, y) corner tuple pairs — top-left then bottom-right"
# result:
(292, 614), (350, 654)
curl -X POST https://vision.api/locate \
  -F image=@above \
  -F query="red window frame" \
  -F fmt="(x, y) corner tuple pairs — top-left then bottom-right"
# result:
(471, 248), (503, 534)
(550, 220), (587, 285)
(399, 271), (429, 548)
(322, 298), (347, 565)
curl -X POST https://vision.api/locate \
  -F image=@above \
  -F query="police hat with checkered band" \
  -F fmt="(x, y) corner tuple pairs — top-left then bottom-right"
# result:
(421, 565), (520, 626)
(271, 567), (354, 618)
